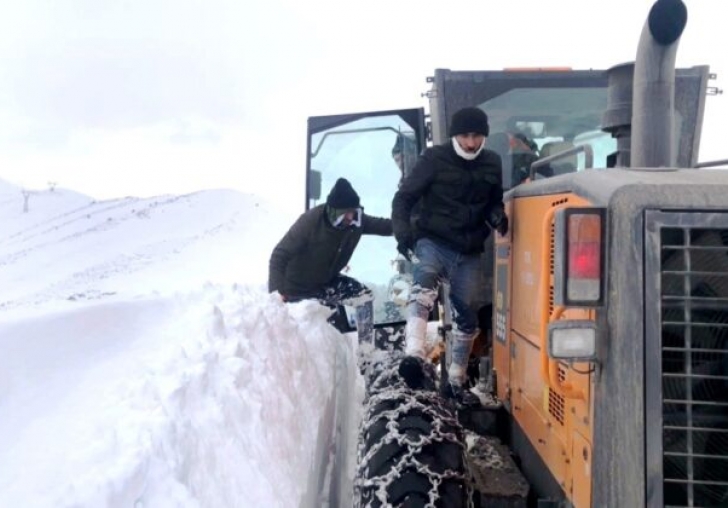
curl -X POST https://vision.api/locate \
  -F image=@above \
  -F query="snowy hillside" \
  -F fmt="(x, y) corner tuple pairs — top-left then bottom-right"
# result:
(0, 183), (290, 314)
(0, 179), (362, 507)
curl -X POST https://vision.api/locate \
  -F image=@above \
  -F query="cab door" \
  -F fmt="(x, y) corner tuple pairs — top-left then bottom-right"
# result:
(305, 108), (427, 326)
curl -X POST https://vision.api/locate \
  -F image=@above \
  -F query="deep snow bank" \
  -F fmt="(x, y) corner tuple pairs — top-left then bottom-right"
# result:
(0, 284), (362, 507)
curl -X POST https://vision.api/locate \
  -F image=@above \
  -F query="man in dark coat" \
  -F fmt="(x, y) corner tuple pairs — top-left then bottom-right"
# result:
(391, 107), (508, 405)
(269, 177), (393, 343)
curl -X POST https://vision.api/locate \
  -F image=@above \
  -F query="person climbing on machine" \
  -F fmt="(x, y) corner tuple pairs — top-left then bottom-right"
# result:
(391, 106), (508, 405)
(269, 177), (393, 343)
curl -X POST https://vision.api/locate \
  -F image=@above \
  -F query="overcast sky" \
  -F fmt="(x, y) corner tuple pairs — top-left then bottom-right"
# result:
(0, 0), (726, 208)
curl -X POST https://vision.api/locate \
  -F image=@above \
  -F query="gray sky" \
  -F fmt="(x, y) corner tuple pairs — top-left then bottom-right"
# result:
(0, 0), (726, 208)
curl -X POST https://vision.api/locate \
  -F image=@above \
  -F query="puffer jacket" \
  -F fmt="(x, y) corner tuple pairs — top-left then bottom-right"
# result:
(268, 205), (392, 297)
(392, 141), (504, 254)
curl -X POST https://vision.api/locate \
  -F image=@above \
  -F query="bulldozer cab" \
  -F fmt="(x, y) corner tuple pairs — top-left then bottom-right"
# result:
(303, 67), (710, 328)
(426, 66), (710, 185)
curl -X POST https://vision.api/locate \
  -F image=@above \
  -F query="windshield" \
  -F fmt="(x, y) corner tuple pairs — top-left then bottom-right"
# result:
(478, 87), (617, 188)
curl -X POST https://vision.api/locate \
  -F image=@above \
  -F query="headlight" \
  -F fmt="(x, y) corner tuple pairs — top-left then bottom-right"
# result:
(548, 320), (597, 361)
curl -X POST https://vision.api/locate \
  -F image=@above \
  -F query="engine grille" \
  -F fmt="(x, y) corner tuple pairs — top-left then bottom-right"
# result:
(647, 213), (728, 508)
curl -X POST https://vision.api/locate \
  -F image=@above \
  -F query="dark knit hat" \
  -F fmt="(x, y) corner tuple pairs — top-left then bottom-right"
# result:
(326, 178), (360, 208)
(449, 107), (489, 137)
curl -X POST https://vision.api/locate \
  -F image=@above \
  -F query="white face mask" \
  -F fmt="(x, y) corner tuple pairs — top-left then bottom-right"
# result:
(331, 207), (362, 228)
(452, 136), (486, 161)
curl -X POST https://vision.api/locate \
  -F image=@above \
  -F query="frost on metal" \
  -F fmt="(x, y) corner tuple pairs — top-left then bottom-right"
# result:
(464, 432), (530, 501)
(465, 433), (506, 471)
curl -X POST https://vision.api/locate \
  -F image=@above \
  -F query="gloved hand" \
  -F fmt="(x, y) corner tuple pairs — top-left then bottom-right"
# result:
(488, 209), (509, 236)
(495, 215), (509, 236)
(396, 232), (414, 261)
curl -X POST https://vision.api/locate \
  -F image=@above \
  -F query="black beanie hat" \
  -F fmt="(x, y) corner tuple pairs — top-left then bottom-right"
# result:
(326, 178), (360, 208)
(449, 107), (490, 137)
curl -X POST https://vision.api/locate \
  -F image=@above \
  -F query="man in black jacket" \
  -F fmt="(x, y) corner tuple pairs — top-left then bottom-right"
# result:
(391, 107), (508, 404)
(269, 178), (393, 343)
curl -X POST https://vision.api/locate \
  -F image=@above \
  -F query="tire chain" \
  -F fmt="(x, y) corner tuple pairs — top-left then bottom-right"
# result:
(354, 353), (475, 508)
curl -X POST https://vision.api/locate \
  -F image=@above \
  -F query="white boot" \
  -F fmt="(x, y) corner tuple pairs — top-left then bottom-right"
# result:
(404, 316), (428, 359)
(448, 362), (467, 386)
(447, 329), (479, 386)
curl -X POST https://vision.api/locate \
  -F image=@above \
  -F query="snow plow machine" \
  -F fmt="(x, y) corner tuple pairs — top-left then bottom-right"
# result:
(305, 0), (728, 506)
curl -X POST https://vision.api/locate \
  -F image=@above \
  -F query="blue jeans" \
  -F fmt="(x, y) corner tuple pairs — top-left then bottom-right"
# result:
(409, 238), (482, 335)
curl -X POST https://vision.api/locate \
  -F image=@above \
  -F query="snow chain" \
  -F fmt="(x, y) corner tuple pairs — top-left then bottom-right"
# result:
(354, 354), (475, 508)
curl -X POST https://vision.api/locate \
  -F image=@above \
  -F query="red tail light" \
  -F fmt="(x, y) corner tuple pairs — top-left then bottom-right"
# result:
(568, 213), (602, 279)
(555, 208), (605, 306)
(570, 242), (601, 278)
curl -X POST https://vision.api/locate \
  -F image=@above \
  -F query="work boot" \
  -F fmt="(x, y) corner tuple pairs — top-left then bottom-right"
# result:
(398, 356), (426, 389)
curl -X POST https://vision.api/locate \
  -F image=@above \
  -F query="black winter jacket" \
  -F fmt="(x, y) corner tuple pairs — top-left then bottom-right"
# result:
(268, 205), (393, 297)
(392, 142), (505, 254)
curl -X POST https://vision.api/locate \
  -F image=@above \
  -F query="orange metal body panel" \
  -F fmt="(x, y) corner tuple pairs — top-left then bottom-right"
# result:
(494, 192), (597, 507)
(571, 431), (593, 507)
(493, 200), (513, 403)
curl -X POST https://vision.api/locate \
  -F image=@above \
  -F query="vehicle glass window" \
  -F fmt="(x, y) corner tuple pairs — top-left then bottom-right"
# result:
(477, 87), (617, 186)
(309, 114), (418, 324)
(573, 130), (618, 169)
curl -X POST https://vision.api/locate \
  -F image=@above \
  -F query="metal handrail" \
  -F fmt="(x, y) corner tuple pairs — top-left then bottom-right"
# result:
(310, 127), (412, 158)
(694, 159), (728, 169)
(530, 144), (595, 180)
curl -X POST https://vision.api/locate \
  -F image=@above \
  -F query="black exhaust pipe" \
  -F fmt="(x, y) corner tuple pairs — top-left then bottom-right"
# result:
(602, 62), (635, 168)
(631, 0), (688, 169)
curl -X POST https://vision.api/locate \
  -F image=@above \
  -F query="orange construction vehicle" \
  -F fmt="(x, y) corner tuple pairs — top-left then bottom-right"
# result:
(305, 0), (728, 506)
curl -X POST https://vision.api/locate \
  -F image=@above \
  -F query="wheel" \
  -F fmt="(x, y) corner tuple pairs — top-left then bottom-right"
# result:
(354, 354), (473, 508)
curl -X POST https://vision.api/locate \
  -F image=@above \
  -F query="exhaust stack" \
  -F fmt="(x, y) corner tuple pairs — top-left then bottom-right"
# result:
(631, 0), (688, 168)
(602, 63), (635, 168)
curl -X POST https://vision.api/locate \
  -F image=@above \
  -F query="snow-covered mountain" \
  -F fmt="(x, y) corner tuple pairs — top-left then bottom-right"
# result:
(1, 182), (286, 313)
(0, 178), (361, 507)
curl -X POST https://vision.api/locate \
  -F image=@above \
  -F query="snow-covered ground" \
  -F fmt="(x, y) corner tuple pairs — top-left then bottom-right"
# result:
(0, 178), (363, 507)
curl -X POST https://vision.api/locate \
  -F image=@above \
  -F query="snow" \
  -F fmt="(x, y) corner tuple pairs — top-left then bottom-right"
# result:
(0, 179), (364, 507)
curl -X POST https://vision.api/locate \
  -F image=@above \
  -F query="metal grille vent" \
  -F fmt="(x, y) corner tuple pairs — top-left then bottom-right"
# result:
(547, 200), (569, 427)
(660, 226), (728, 507)
(548, 368), (567, 426)
(548, 387), (565, 426)
(548, 200), (567, 313)
(550, 222), (555, 315)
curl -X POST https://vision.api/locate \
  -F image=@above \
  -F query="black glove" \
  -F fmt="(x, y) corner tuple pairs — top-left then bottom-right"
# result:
(396, 232), (414, 261)
(495, 215), (509, 236)
(487, 210), (509, 236)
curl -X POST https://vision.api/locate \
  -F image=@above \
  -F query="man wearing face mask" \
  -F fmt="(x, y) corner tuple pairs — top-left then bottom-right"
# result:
(269, 177), (393, 343)
(391, 106), (508, 405)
